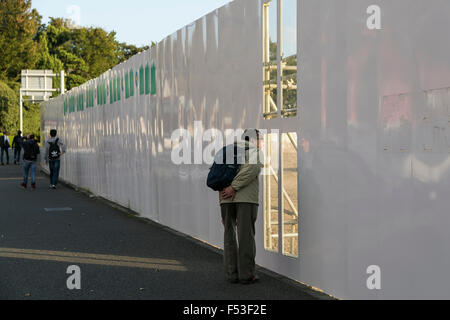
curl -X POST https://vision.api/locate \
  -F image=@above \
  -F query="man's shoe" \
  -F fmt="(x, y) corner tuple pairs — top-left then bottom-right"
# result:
(240, 275), (260, 285)
(31, 184), (36, 190)
(20, 183), (26, 189)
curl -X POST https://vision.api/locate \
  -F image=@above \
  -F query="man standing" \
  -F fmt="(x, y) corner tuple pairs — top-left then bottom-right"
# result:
(220, 129), (264, 285)
(12, 130), (23, 165)
(45, 129), (66, 189)
(0, 131), (10, 165)
(21, 134), (40, 190)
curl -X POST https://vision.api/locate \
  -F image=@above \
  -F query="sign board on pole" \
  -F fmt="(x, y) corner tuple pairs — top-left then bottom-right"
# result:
(19, 70), (64, 132)
(20, 70), (56, 101)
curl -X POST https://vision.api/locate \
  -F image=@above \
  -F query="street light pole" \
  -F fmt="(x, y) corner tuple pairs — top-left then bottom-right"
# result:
(60, 70), (65, 95)
(19, 91), (23, 133)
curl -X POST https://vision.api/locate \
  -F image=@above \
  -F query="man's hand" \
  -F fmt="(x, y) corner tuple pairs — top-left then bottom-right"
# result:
(221, 186), (236, 201)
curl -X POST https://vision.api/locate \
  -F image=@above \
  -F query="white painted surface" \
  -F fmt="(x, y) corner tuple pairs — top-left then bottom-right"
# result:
(41, 0), (450, 299)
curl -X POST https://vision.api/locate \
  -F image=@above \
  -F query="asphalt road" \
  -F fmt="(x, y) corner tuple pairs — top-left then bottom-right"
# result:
(0, 164), (330, 300)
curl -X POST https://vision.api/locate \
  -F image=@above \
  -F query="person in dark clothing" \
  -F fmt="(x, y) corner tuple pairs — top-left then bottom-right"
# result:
(21, 134), (40, 190)
(12, 130), (23, 165)
(0, 131), (10, 165)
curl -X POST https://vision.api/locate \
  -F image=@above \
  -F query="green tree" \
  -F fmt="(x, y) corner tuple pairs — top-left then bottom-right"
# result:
(56, 48), (89, 89)
(118, 43), (150, 62)
(0, 82), (40, 137)
(41, 18), (88, 90)
(35, 31), (65, 96)
(22, 102), (40, 138)
(40, 18), (128, 90)
(0, 81), (19, 133)
(1, 3), (156, 140)
(71, 27), (119, 78)
(42, 18), (71, 54)
(0, 0), (41, 81)
(36, 32), (64, 72)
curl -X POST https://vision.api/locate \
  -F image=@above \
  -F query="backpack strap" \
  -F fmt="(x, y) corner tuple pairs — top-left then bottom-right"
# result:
(50, 138), (59, 146)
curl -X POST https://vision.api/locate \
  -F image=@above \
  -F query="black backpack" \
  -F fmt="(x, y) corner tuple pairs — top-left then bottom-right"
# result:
(48, 138), (61, 160)
(207, 144), (248, 192)
(23, 141), (39, 161)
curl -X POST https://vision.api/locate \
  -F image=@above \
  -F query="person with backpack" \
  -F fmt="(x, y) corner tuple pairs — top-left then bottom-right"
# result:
(1, 131), (11, 165)
(208, 129), (264, 285)
(12, 130), (23, 165)
(21, 134), (40, 190)
(44, 129), (66, 189)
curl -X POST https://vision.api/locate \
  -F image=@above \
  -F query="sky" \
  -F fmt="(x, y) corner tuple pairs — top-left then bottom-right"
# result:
(32, 0), (232, 47)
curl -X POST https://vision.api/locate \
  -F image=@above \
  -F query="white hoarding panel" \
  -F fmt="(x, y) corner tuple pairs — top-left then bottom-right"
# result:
(41, 0), (450, 299)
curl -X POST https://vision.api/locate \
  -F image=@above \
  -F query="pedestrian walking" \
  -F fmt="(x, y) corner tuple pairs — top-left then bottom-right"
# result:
(0, 131), (11, 165)
(21, 134), (40, 190)
(12, 130), (23, 165)
(45, 129), (66, 189)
